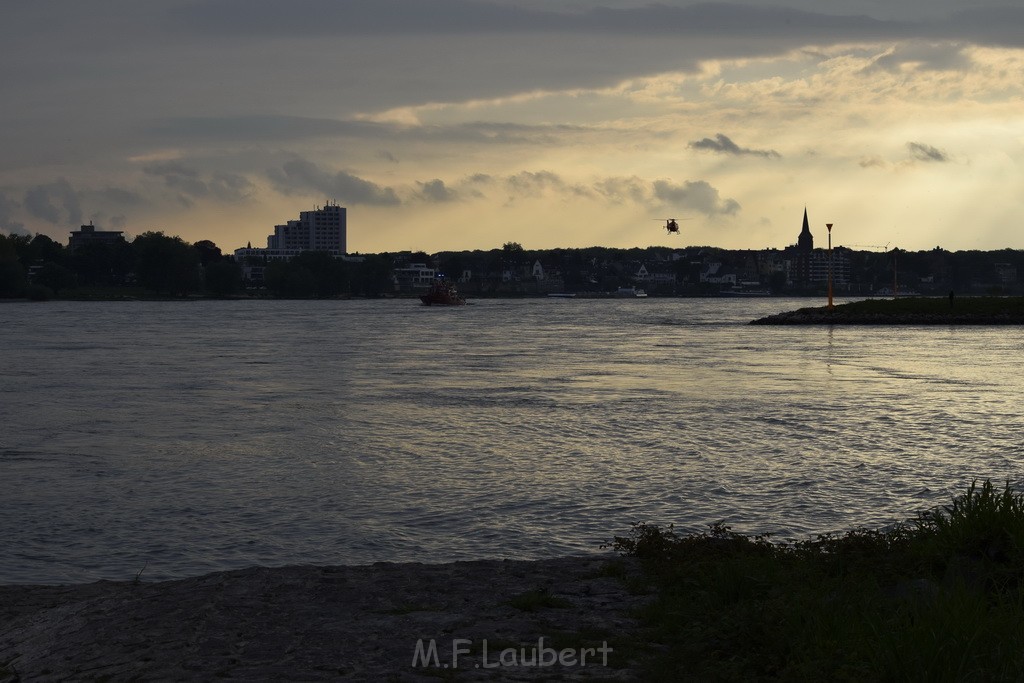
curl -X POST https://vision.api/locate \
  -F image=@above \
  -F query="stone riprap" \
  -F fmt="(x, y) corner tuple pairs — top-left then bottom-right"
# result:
(751, 308), (1024, 325)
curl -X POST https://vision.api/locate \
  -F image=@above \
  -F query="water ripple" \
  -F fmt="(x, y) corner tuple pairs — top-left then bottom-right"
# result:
(1, 298), (1024, 583)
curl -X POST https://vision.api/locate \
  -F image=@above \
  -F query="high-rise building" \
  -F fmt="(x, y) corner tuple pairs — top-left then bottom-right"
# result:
(267, 203), (346, 255)
(234, 203), (351, 282)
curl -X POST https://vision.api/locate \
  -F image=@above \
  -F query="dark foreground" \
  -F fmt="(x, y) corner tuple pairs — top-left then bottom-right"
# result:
(6, 482), (1024, 681)
(752, 296), (1024, 324)
(0, 556), (644, 682)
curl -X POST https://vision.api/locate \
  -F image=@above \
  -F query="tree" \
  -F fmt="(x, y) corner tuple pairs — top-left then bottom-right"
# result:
(193, 239), (224, 265)
(203, 260), (242, 297)
(0, 259), (26, 297)
(27, 234), (66, 266)
(293, 251), (346, 297)
(71, 240), (134, 287)
(265, 261), (317, 298)
(132, 231), (202, 296)
(34, 261), (77, 295)
(351, 254), (394, 296)
(408, 251), (434, 268)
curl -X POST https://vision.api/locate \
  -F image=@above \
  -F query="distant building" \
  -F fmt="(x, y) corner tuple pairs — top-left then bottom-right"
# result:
(234, 202), (349, 281)
(789, 207), (814, 284)
(392, 263), (437, 293)
(68, 222), (125, 253)
(995, 262), (1018, 285)
(797, 207), (813, 251)
(808, 248), (850, 285)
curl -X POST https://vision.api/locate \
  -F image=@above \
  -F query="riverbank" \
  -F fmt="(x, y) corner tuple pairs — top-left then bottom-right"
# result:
(612, 480), (1024, 680)
(5, 483), (1024, 680)
(751, 295), (1024, 324)
(0, 555), (645, 681)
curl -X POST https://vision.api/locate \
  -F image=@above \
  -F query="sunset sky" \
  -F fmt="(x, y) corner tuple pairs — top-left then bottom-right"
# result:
(2, 1), (1023, 254)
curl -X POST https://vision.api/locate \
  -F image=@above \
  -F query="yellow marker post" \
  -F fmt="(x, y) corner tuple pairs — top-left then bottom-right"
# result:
(826, 223), (834, 309)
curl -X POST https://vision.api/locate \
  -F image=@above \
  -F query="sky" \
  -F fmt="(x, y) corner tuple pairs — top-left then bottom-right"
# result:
(1, 1), (1023, 254)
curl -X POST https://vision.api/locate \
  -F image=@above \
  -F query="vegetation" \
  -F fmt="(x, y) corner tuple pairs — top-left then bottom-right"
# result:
(754, 296), (1024, 324)
(611, 480), (1024, 681)
(834, 296), (1024, 316)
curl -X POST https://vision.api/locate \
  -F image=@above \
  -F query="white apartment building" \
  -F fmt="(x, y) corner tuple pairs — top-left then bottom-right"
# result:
(234, 203), (348, 280)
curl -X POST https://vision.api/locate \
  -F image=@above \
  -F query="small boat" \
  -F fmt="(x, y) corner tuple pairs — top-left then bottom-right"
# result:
(420, 278), (466, 306)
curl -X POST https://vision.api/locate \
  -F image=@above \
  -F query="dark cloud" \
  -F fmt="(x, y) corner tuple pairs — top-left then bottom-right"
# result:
(0, 192), (26, 234)
(144, 116), (384, 143)
(942, 7), (1024, 48)
(907, 142), (949, 163)
(416, 179), (459, 203)
(267, 159), (400, 206)
(652, 179), (741, 216)
(23, 179), (82, 226)
(164, 1), (1024, 50)
(144, 115), (566, 148)
(143, 162), (254, 203)
(169, 0), (908, 40)
(690, 133), (781, 159)
(453, 171), (739, 215)
(593, 177), (648, 205)
(503, 170), (593, 201)
(505, 171), (567, 197)
(377, 150), (399, 164)
(95, 187), (145, 207)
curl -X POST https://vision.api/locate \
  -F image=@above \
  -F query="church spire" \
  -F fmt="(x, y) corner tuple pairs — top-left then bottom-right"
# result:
(797, 206), (813, 251)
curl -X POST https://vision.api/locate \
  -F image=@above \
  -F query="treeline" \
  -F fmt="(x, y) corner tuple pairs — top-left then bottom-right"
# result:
(0, 231), (399, 300)
(260, 251), (394, 298)
(0, 231), (242, 299)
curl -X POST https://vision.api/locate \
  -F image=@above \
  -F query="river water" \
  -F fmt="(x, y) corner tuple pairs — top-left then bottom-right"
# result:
(2, 297), (1022, 584)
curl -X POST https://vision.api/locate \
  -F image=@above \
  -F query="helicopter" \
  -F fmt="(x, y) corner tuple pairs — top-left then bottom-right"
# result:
(654, 217), (693, 235)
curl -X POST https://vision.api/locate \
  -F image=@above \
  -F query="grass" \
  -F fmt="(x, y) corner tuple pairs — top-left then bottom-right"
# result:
(611, 480), (1024, 681)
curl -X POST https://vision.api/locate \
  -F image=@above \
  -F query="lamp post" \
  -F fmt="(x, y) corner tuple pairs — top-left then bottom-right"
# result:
(826, 223), (834, 309)
(893, 248), (898, 299)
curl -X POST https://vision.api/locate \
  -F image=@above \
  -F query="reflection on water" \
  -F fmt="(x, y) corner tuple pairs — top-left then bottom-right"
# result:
(1, 298), (1023, 583)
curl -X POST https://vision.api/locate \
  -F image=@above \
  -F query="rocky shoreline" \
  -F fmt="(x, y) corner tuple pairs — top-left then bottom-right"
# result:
(0, 555), (646, 682)
(751, 308), (1024, 325)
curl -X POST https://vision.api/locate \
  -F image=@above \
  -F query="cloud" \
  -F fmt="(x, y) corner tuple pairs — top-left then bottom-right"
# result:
(859, 156), (888, 169)
(143, 161), (254, 205)
(267, 159), (400, 206)
(907, 142), (949, 163)
(689, 133), (781, 158)
(500, 171), (594, 203)
(415, 179), (459, 203)
(94, 187), (145, 207)
(144, 115), (385, 143)
(652, 179), (741, 217)
(23, 179), (82, 226)
(0, 192), (26, 234)
(863, 42), (972, 73)
(592, 177), (649, 205)
(942, 7), (1024, 48)
(169, 1), (908, 40)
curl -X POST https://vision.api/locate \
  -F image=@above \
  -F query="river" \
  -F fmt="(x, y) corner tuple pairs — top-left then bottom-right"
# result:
(1, 297), (1022, 583)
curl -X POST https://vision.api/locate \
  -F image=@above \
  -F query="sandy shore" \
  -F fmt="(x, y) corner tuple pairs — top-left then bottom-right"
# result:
(0, 555), (646, 681)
